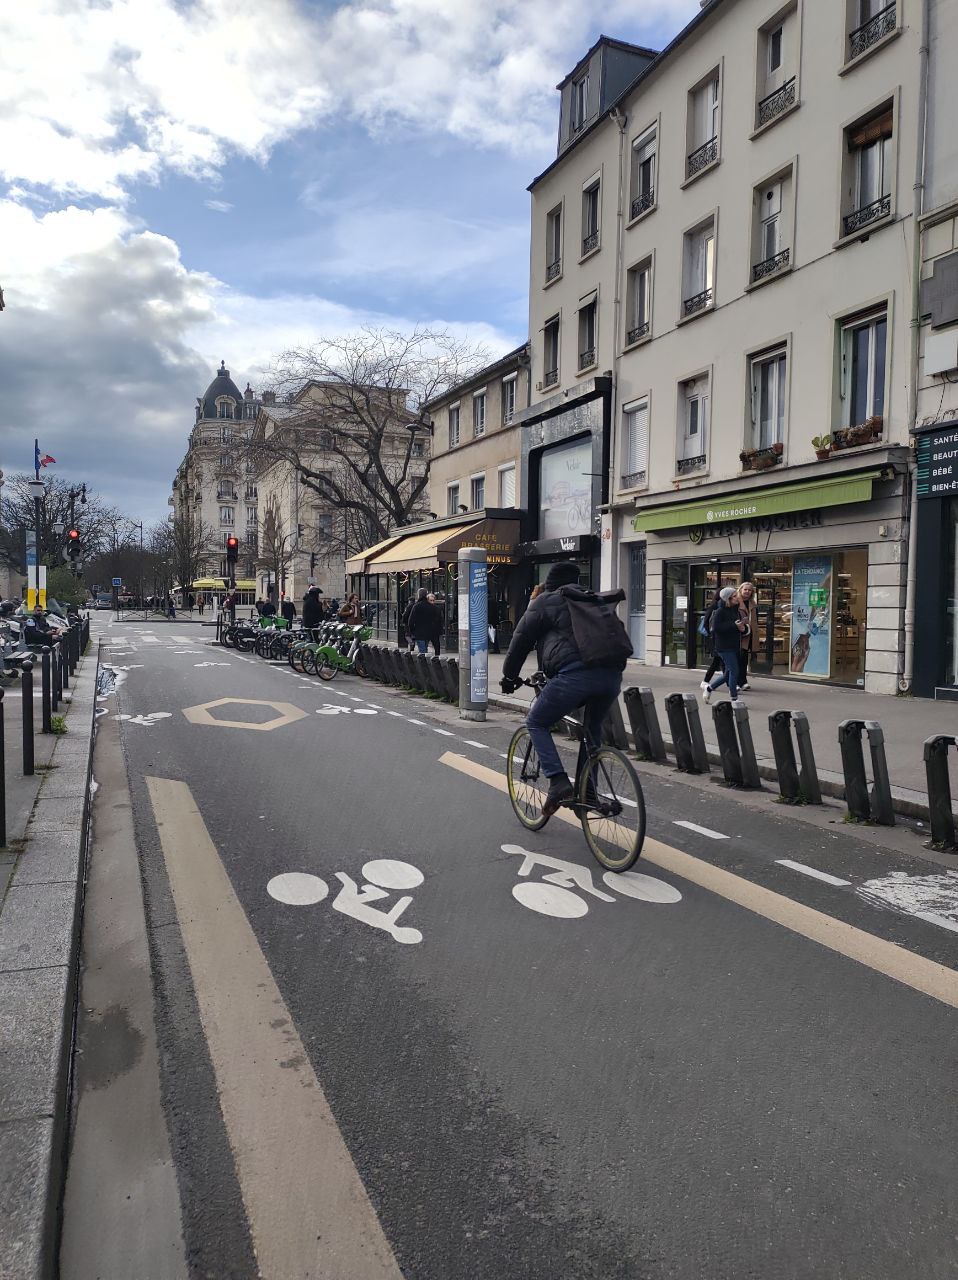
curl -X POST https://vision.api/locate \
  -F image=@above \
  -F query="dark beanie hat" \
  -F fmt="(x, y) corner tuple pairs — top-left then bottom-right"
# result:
(545, 560), (580, 590)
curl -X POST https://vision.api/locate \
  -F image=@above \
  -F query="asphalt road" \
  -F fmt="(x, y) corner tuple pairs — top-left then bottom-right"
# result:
(62, 617), (958, 1280)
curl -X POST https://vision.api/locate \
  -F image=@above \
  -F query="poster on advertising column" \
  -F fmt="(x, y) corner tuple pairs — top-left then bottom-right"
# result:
(789, 554), (832, 677)
(468, 560), (488, 702)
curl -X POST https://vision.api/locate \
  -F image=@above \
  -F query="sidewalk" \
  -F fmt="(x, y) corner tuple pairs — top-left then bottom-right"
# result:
(0, 645), (99, 1279)
(486, 653), (955, 811)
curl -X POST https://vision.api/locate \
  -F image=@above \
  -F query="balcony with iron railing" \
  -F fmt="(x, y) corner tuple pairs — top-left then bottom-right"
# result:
(578, 348), (596, 371)
(621, 469), (647, 490)
(686, 136), (718, 180)
(626, 321), (650, 346)
(581, 230), (599, 256)
(545, 258), (562, 283)
(848, 2), (896, 60)
(843, 193), (891, 237)
(756, 77), (796, 129)
(682, 288), (713, 318)
(630, 189), (655, 221)
(676, 454), (707, 476)
(543, 368), (559, 389)
(751, 247), (790, 283)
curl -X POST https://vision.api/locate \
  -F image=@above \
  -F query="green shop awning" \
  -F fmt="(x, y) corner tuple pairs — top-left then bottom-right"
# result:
(632, 470), (883, 533)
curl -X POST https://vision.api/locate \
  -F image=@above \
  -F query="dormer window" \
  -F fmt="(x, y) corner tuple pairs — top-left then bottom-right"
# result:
(217, 398), (234, 420)
(571, 75), (589, 132)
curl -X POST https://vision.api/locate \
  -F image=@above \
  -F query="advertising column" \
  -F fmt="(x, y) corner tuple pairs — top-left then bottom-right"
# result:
(458, 546), (488, 721)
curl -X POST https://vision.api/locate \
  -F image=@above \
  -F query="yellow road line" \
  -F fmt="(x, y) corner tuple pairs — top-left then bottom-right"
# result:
(146, 776), (402, 1280)
(440, 752), (958, 1011)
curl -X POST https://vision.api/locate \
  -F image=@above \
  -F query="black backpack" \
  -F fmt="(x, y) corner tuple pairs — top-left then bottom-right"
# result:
(559, 586), (634, 669)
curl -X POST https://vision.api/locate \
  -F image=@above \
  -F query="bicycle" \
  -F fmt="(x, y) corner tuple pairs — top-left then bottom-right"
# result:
(505, 673), (646, 873)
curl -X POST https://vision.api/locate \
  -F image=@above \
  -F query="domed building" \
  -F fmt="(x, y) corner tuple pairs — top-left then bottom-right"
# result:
(170, 362), (263, 603)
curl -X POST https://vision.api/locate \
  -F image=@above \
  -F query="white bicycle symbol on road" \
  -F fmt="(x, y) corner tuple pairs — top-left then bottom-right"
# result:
(503, 845), (682, 919)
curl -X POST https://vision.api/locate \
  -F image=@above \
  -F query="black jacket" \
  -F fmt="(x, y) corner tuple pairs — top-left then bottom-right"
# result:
(711, 602), (743, 649)
(281, 600), (296, 621)
(503, 585), (626, 680)
(407, 600), (442, 642)
(260, 601), (276, 617)
(302, 593), (323, 628)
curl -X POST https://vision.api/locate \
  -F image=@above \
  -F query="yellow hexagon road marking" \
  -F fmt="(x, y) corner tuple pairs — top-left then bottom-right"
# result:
(182, 697), (307, 731)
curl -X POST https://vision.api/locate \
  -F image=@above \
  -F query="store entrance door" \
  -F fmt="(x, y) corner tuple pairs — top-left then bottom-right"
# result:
(664, 559), (742, 669)
(690, 561), (741, 667)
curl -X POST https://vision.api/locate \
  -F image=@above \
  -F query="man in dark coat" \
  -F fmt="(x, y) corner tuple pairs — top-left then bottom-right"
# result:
(501, 561), (630, 816)
(406, 589), (442, 654)
(302, 586), (324, 631)
(280, 596), (296, 626)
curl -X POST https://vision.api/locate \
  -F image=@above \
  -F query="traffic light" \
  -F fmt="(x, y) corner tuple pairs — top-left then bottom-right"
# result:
(225, 535), (239, 565)
(63, 528), (81, 562)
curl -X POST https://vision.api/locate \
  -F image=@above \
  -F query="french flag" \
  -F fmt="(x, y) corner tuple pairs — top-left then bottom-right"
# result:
(34, 443), (56, 469)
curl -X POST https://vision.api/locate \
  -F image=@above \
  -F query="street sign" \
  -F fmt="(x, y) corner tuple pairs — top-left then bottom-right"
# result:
(916, 426), (958, 499)
(112, 577), (123, 587)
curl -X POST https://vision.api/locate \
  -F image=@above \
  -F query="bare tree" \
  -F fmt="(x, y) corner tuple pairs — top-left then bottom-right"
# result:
(0, 473), (123, 572)
(258, 495), (293, 600)
(246, 326), (488, 554)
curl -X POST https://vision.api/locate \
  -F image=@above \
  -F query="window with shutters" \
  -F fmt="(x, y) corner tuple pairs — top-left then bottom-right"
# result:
(629, 124), (657, 222)
(840, 101), (895, 239)
(625, 257), (653, 346)
(498, 465), (516, 507)
(750, 166), (794, 286)
(621, 399), (649, 490)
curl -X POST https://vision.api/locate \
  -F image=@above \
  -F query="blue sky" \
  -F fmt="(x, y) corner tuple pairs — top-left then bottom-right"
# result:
(0, 0), (700, 527)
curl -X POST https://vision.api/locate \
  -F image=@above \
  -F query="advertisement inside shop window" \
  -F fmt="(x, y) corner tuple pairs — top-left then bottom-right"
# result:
(789, 555), (832, 677)
(539, 438), (592, 540)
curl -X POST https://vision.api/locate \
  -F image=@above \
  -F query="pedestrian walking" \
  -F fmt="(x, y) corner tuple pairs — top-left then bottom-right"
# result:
(406, 589), (441, 654)
(736, 580), (758, 690)
(700, 589), (724, 690)
(281, 596), (296, 626)
(223, 590), (236, 624)
(166, 595), (176, 620)
(260, 597), (277, 618)
(302, 586), (323, 633)
(338, 592), (362, 624)
(426, 592), (443, 654)
(187, 592), (195, 614)
(197, 594), (205, 616)
(400, 595), (415, 648)
(702, 588), (748, 706)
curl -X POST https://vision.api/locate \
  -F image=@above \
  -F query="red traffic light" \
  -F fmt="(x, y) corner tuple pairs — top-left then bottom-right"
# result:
(67, 529), (80, 541)
(226, 536), (238, 548)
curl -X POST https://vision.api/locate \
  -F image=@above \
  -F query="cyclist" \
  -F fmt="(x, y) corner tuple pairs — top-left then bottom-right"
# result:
(500, 561), (632, 817)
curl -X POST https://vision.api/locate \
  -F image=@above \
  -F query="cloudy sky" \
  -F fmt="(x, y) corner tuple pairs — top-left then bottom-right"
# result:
(0, 0), (700, 527)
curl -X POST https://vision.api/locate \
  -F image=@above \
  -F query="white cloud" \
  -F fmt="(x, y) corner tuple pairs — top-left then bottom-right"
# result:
(204, 200), (234, 213)
(0, 0), (701, 198)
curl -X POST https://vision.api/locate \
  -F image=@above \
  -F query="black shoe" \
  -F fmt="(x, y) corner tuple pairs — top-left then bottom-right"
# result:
(543, 774), (574, 818)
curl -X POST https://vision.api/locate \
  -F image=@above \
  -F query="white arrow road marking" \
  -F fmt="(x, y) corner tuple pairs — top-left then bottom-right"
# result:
(145, 778), (403, 1280)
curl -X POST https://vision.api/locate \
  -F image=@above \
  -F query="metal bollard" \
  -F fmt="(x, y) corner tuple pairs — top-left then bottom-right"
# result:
(734, 703), (762, 790)
(712, 701), (744, 786)
(601, 699), (629, 750)
(769, 710), (802, 802)
(623, 687), (667, 763)
(52, 640), (61, 710)
(838, 719), (871, 822)
(683, 694), (710, 774)
(791, 712), (822, 805)
(68, 625), (77, 674)
(865, 721), (895, 827)
(445, 657), (460, 705)
(923, 735), (957, 850)
(0, 688), (6, 847)
(21, 661), (35, 777)
(61, 638), (70, 691)
(41, 647), (52, 734)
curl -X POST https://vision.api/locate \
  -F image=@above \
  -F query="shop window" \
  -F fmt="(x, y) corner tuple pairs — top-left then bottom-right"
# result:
(539, 436), (592, 539)
(629, 125), (657, 221)
(677, 375), (709, 474)
(841, 103), (895, 238)
(749, 347), (787, 450)
(840, 309), (887, 429)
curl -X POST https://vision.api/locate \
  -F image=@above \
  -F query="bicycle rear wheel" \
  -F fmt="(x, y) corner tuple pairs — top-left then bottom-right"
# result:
(506, 727), (549, 831)
(578, 747), (645, 872)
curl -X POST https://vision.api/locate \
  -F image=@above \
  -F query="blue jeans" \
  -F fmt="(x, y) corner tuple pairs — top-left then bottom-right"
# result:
(526, 662), (623, 779)
(708, 649), (740, 699)
(415, 638), (428, 654)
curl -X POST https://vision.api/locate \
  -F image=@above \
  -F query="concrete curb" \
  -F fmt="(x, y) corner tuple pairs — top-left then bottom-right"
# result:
(0, 642), (99, 1280)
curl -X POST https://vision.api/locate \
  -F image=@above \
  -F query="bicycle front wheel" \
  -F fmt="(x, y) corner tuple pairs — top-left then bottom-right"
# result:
(506, 727), (549, 831)
(578, 748), (645, 872)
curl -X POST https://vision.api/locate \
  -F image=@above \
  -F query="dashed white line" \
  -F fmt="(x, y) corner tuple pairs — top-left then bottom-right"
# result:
(386, 711), (403, 717)
(406, 719), (425, 726)
(674, 820), (729, 841)
(432, 728), (455, 737)
(463, 740), (488, 750)
(775, 859), (851, 887)
(914, 911), (958, 935)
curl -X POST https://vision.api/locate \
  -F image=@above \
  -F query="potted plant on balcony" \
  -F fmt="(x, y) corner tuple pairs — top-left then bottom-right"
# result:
(740, 449), (755, 471)
(830, 428), (849, 450)
(812, 434), (832, 460)
(772, 441), (784, 456)
(752, 446), (780, 471)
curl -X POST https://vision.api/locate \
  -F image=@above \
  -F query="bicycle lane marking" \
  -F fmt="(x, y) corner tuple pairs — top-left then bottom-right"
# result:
(437, 752), (958, 1011)
(144, 777), (404, 1280)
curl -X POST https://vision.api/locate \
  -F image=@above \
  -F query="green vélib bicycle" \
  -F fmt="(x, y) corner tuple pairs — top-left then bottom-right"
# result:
(303, 623), (373, 680)
(506, 673), (646, 872)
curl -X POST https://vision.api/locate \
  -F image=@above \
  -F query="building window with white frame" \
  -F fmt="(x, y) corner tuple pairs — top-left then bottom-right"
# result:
(219, 506), (234, 525)
(752, 172), (793, 283)
(246, 505), (257, 526)
(581, 176), (600, 256)
(571, 74), (589, 132)
(578, 295), (597, 371)
(840, 309), (887, 429)
(682, 219), (715, 317)
(217, 399), (234, 420)
(749, 347), (787, 451)
(677, 376), (709, 473)
(473, 393), (486, 438)
(546, 205), (562, 282)
(625, 259), (652, 345)
(687, 72), (720, 179)
(622, 398), (649, 489)
(498, 464), (516, 507)
(848, 0), (898, 62)
(630, 126), (656, 220)
(755, 5), (798, 130)
(470, 474), (485, 510)
(447, 483), (460, 516)
(502, 376), (517, 424)
(543, 316), (560, 388)
(448, 404), (460, 449)
(843, 104), (894, 237)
